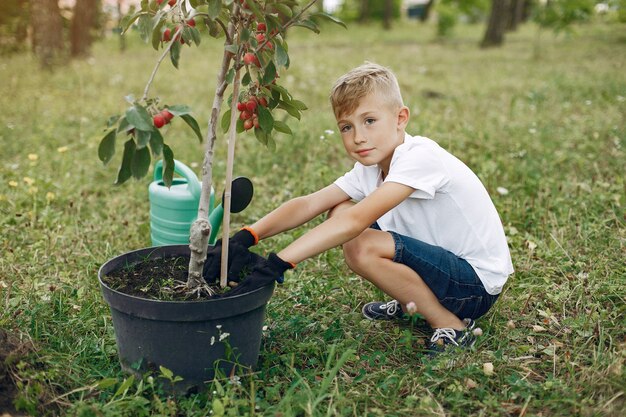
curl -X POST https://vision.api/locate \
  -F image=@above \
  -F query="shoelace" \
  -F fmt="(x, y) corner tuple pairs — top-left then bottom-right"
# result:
(381, 300), (401, 316)
(430, 328), (459, 346)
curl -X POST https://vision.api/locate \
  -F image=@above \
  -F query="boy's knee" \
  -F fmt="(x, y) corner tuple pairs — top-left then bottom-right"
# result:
(342, 233), (374, 271)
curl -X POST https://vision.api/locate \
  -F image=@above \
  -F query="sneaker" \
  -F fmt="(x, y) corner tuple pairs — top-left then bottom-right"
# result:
(426, 318), (477, 355)
(362, 300), (405, 321)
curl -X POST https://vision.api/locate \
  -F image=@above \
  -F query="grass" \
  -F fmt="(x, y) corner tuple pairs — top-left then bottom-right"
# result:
(1, 18), (625, 416)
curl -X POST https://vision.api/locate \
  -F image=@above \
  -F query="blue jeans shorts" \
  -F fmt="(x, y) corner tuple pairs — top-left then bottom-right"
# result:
(373, 224), (499, 320)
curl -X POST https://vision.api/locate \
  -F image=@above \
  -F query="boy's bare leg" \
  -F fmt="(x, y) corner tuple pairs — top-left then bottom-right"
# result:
(329, 202), (466, 330)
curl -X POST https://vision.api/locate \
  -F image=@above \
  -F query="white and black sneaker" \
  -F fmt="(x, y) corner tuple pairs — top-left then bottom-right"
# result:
(362, 300), (406, 321)
(427, 318), (477, 355)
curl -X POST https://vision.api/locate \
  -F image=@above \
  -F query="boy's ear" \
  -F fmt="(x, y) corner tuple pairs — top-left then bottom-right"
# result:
(397, 106), (410, 129)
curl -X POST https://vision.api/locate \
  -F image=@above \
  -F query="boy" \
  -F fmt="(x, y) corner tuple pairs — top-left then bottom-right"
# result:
(204, 62), (514, 354)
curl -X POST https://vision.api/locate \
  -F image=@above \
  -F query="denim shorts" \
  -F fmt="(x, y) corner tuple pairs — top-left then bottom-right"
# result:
(373, 224), (498, 320)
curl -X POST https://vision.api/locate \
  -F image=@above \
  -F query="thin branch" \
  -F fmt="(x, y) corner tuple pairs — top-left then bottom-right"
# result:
(141, 26), (183, 102)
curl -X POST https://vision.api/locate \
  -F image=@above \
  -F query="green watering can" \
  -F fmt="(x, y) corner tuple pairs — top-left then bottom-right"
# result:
(149, 160), (215, 246)
(149, 160), (254, 247)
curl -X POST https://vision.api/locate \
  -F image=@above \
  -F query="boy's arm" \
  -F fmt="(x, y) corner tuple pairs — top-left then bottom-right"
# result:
(250, 184), (351, 240)
(278, 182), (414, 264)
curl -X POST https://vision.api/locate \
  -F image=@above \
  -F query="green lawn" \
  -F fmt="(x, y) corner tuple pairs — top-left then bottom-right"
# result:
(0, 19), (624, 416)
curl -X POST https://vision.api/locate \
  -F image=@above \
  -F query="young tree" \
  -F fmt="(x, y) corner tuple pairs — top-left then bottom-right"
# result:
(98, 0), (344, 294)
(30, 0), (64, 68)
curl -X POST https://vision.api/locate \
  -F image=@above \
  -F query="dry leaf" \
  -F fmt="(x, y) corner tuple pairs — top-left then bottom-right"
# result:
(483, 362), (494, 376)
(507, 320), (516, 329)
(532, 325), (547, 332)
(465, 378), (478, 389)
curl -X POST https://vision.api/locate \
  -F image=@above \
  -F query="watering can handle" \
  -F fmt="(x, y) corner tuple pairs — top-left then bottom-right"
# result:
(153, 159), (202, 199)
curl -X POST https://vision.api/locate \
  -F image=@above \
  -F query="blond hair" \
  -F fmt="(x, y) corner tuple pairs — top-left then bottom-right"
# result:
(330, 62), (404, 119)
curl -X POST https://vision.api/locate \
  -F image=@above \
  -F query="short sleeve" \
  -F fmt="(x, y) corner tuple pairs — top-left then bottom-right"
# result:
(334, 164), (367, 201)
(384, 141), (449, 200)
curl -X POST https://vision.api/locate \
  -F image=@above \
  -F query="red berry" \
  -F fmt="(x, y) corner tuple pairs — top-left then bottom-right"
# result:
(243, 119), (254, 130)
(163, 28), (171, 42)
(157, 0), (164, 5)
(255, 33), (266, 43)
(187, 18), (196, 27)
(246, 100), (257, 112)
(240, 110), (252, 121)
(253, 117), (260, 129)
(237, 102), (246, 112)
(153, 114), (166, 128)
(168, 0), (176, 6)
(243, 52), (256, 66)
(259, 97), (268, 107)
(161, 110), (174, 122)
(257, 23), (267, 32)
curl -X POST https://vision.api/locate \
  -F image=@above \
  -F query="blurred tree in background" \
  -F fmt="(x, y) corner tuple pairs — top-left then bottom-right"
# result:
(31, 0), (64, 68)
(70, 0), (100, 57)
(337, 0), (402, 29)
(0, 0), (30, 54)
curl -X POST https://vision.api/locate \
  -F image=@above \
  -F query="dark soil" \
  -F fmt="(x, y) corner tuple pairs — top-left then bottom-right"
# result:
(103, 255), (226, 301)
(0, 328), (31, 415)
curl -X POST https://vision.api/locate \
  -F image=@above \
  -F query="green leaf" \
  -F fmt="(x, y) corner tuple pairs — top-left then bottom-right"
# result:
(291, 100), (308, 111)
(242, 71), (251, 86)
(224, 44), (238, 54)
(244, 0), (263, 20)
(120, 11), (143, 34)
(271, 3), (293, 18)
(257, 105), (274, 133)
(162, 145), (175, 188)
(131, 146), (151, 179)
(254, 127), (268, 145)
(294, 19), (320, 34)
(181, 114), (203, 142)
(138, 14), (152, 42)
(96, 378), (118, 390)
(125, 104), (153, 131)
(115, 139), (136, 185)
(190, 27), (201, 46)
(135, 129), (151, 148)
(236, 118), (244, 133)
(149, 128), (163, 156)
(262, 61), (277, 85)
(278, 100), (301, 120)
(170, 40), (181, 68)
(274, 41), (289, 68)
(310, 12), (347, 29)
(113, 375), (135, 399)
(207, 0), (221, 19)
(166, 104), (192, 116)
(273, 120), (292, 135)
(225, 68), (235, 84)
(159, 366), (173, 380)
(106, 115), (120, 128)
(98, 129), (117, 165)
(221, 109), (232, 133)
(116, 117), (131, 134)
(151, 19), (165, 50)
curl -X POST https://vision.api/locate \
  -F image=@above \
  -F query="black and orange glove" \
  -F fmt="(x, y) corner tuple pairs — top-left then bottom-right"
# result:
(226, 252), (295, 296)
(202, 227), (260, 283)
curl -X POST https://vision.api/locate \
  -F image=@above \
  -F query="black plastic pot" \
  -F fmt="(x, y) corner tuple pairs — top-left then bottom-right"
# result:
(98, 245), (274, 392)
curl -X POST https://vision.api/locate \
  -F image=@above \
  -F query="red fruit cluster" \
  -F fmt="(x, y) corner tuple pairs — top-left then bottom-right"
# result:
(157, 0), (177, 6)
(237, 96), (268, 131)
(153, 109), (175, 129)
(162, 19), (195, 44)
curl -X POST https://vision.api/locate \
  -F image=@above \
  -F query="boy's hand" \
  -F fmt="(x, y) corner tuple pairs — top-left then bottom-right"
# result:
(226, 253), (294, 296)
(203, 228), (258, 283)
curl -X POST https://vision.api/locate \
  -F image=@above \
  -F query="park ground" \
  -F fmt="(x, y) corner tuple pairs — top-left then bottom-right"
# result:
(0, 19), (625, 417)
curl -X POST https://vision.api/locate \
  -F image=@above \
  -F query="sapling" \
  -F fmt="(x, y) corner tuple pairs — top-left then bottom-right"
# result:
(98, 0), (345, 295)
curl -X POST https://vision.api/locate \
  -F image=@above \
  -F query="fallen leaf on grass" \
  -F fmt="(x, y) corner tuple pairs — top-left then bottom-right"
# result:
(532, 325), (547, 332)
(465, 378), (478, 389)
(483, 362), (494, 376)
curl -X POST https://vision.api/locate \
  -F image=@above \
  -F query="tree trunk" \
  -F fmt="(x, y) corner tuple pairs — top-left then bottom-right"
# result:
(506, 0), (525, 31)
(358, 0), (370, 23)
(382, 0), (393, 30)
(30, 0), (64, 69)
(420, 0), (436, 23)
(70, 0), (99, 57)
(481, 0), (510, 48)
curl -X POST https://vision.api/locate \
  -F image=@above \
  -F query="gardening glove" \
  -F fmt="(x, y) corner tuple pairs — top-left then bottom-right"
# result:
(225, 252), (295, 296)
(202, 227), (259, 283)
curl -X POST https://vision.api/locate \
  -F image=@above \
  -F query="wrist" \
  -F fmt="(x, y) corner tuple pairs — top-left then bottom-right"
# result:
(268, 252), (296, 271)
(232, 227), (258, 248)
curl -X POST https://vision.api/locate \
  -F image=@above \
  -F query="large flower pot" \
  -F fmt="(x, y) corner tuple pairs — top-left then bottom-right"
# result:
(98, 245), (274, 392)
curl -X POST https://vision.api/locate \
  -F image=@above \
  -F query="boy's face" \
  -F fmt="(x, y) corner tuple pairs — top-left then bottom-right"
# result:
(336, 92), (409, 174)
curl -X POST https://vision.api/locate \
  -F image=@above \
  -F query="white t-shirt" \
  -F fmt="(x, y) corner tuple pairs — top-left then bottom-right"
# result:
(334, 133), (513, 295)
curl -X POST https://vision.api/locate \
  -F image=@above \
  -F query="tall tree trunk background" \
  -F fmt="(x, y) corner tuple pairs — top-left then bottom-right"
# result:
(383, 0), (393, 30)
(30, 0), (64, 68)
(506, 0), (526, 31)
(358, 0), (370, 23)
(419, 0), (436, 23)
(70, 0), (99, 57)
(481, 0), (511, 48)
